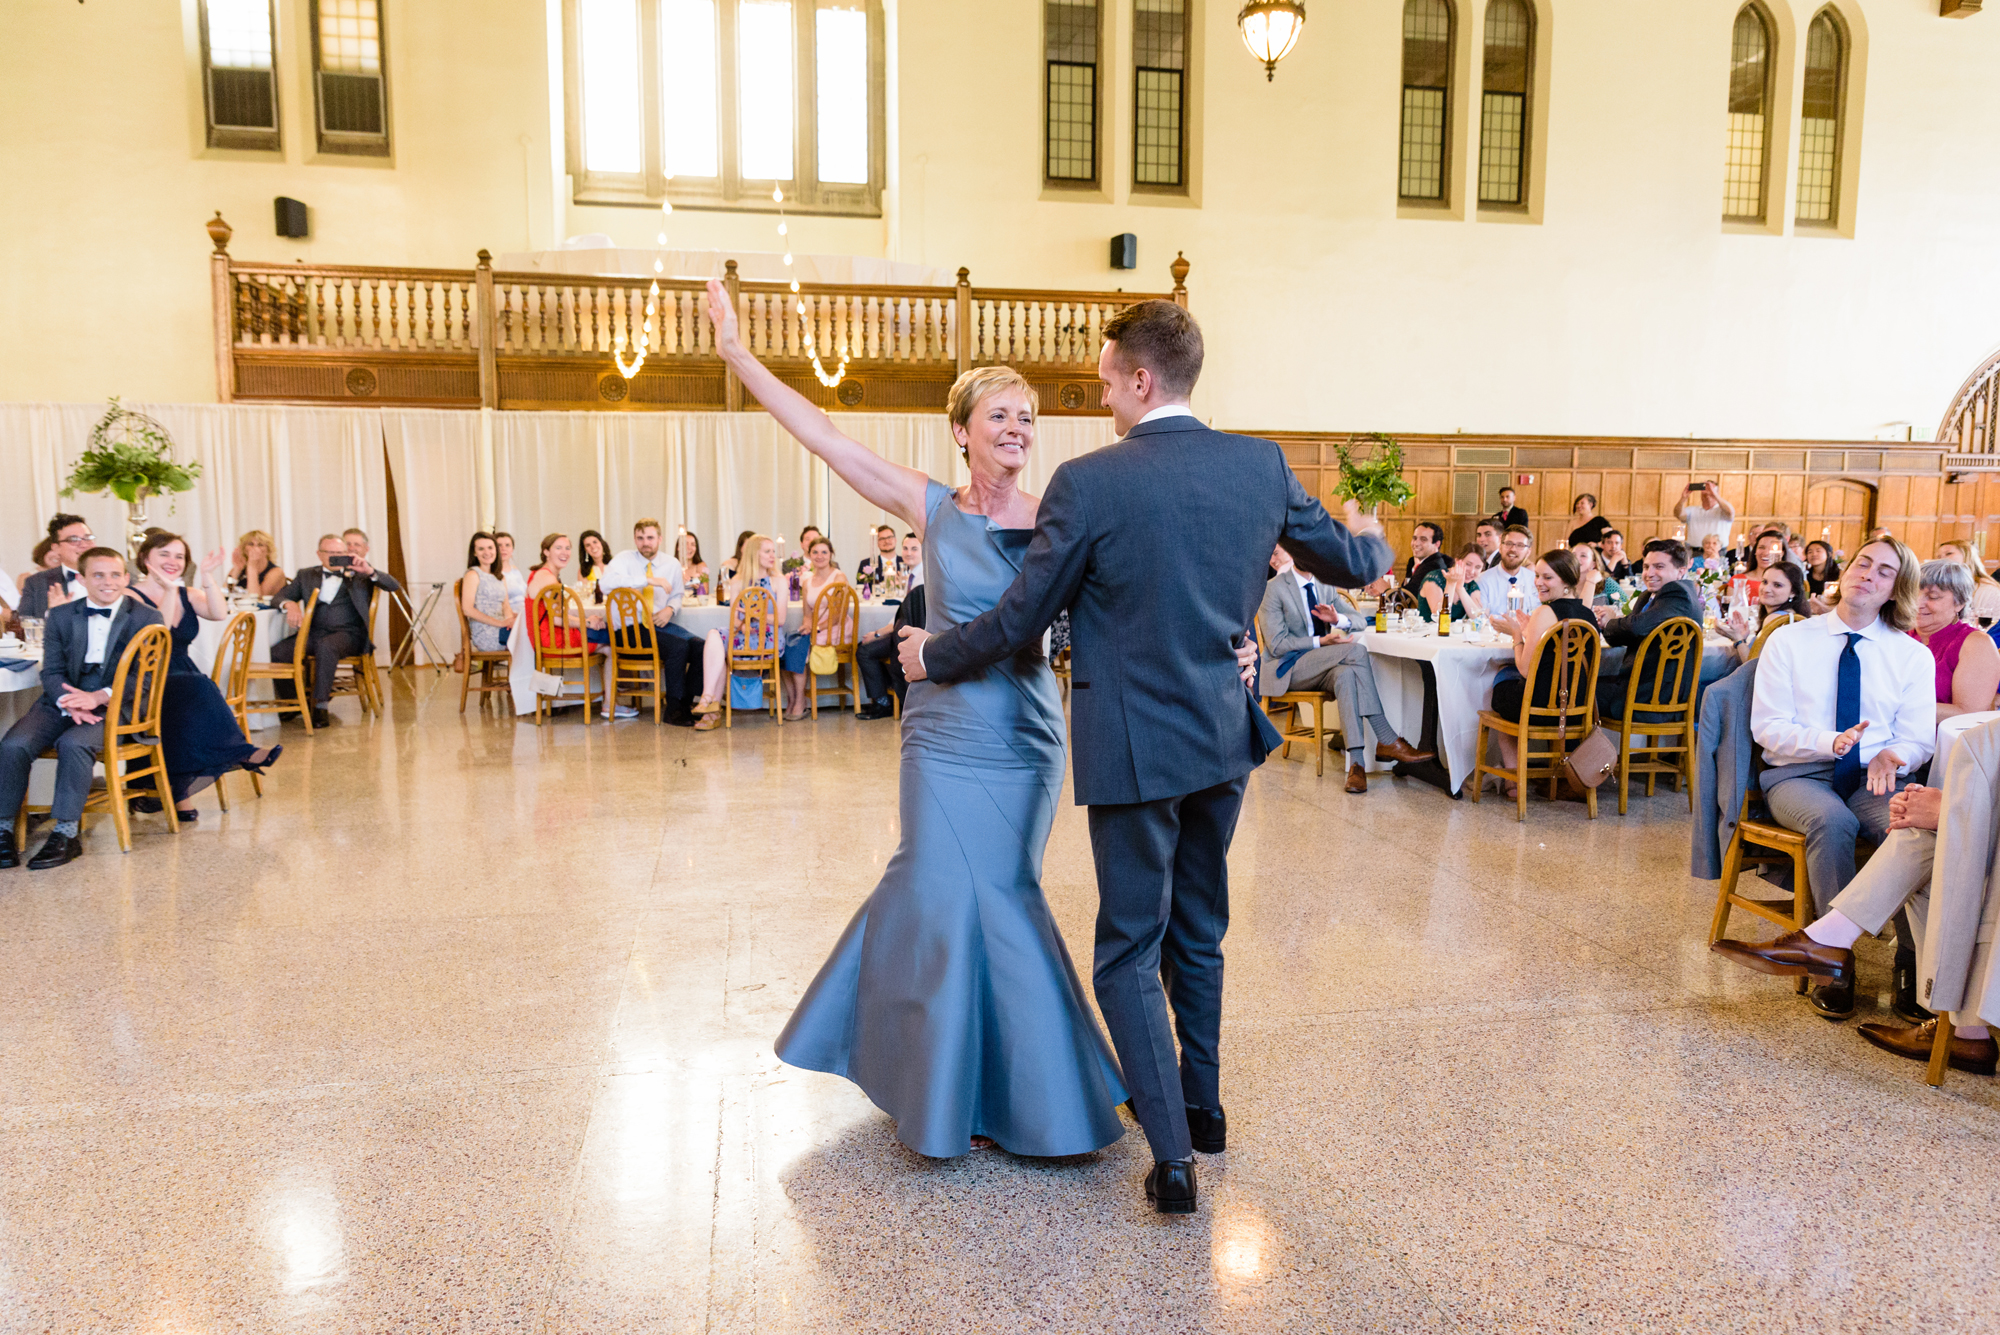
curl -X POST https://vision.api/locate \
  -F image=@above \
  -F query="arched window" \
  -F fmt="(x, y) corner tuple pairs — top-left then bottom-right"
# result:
(1723, 4), (1773, 222)
(1796, 9), (1847, 226)
(1478, 0), (1532, 207)
(1399, 0), (1455, 203)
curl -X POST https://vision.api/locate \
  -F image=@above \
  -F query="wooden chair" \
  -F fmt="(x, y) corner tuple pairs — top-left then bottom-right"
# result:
(532, 583), (600, 725)
(1470, 620), (1602, 821)
(18, 625), (178, 853)
(312, 586), (382, 717)
(1381, 586), (1420, 614)
(1708, 764), (1816, 997)
(605, 587), (664, 724)
(246, 590), (318, 733)
(1254, 618), (1332, 777)
(1748, 610), (1800, 660)
(724, 585), (784, 728)
(454, 573), (512, 712)
(804, 582), (861, 718)
(210, 610), (262, 806)
(1603, 616), (1703, 815)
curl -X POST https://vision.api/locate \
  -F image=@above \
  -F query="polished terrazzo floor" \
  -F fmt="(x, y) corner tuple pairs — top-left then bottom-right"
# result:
(2, 672), (1996, 1334)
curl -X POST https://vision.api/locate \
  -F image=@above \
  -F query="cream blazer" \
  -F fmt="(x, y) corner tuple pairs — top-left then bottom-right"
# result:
(1917, 712), (2000, 1025)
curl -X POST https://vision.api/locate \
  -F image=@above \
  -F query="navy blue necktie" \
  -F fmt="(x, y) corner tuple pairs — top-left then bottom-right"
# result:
(1831, 631), (1863, 799)
(1302, 580), (1320, 625)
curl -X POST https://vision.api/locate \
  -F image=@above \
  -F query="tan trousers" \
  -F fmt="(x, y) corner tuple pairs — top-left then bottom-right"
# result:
(1829, 829), (1981, 1028)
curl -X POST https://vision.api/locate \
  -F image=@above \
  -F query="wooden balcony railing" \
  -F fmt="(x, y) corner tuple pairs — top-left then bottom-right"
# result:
(205, 212), (1188, 414)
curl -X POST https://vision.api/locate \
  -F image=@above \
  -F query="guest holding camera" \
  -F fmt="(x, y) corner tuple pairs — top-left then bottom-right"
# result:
(271, 533), (402, 729)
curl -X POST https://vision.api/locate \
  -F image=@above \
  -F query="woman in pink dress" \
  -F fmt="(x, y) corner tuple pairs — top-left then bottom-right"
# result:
(1915, 559), (2000, 724)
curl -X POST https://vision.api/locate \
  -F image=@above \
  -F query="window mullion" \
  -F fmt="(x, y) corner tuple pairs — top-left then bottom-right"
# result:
(719, 0), (743, 200)
(797, 0), (818, 203)
(641, 0), (665, 196)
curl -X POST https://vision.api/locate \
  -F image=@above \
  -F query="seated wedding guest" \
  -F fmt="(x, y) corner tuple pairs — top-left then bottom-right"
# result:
(1803, 540), (1840, 596)
(1567, 493), (1613, 549)
(1417, 544), (1488, 624)
(598, 518), (699, 725)
(1259, 545), (1431, 793)
(1403, 521), (1447, 587)
(126, 532), (282, 822)
(576, 529), (611, 599)
(1490, 486), (1528, 531)
(781, 537), (853, 720)
(1473, 518), (1502, 569)
(1712, 730), (1997, 1068)
(1915, 560), (2000, 724)
(494, 532), (528, 612)
(1484, 549), (1599, 797)
(881, 532), (922, 605)
(1749, 528), (1787, 578)
(1714, 559), (1811, 665)
(31, 538), (59, 573)
(678, 530), (709, 593)
(1738, 536), (1934, 1019)
(1676, 480), (1736, 556)
(1594, 537), (1703, 710)
(341, 528), (373, 563)
(856, 579), (927, 720)
(1477, 525), (1542, 617)
(795, 525), (834, 574)
(692, 533), (785, 731)
(272, 533), (404, 730)
(1695, 532), (1729, 573)
(856, 524), (904, 587)
(226, 529), (288, 597)
(15, 514), (94, 617)
(0, 547), (163, 870)
(1600, 528), (1635, 581)
(461, 532), (513, 652)
(718, 528), (755, 586)
(1936, 538), (2000, 626)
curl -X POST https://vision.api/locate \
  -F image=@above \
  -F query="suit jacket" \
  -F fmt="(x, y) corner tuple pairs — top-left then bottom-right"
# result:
(922, 415), (1393, 806)
(277, 565), (402, 650)
(1603, 578), (1701, 701)
(856, 554), (904, 585)
(1256, 573), (1362, 696)
(1690, 658), (1757, 880)
(16, 566), (79, 619)
(893, 583), (927, 634)
(1917, 713), (2000, 1024)
(1403, 551), (1448, 587)
(39, 594), (164, 704)
(1491, 506), (1529, 531)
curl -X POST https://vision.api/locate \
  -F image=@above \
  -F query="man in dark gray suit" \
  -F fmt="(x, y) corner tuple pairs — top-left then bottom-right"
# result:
(0, 547), (163, 870)
(271, 533), (402, 728)
(900, 300), (1391, 1214)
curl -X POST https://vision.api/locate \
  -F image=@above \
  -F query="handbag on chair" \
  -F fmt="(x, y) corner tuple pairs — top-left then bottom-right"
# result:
(807, 643), (838, 676)
(1562, 727), (1620, 789)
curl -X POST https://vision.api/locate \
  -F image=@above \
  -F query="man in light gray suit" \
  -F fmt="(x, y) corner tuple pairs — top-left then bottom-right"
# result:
(1258, 545), (1430, 793)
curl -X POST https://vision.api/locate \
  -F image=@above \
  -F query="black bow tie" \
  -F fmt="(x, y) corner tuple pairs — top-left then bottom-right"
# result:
(84, 606), (113, 618)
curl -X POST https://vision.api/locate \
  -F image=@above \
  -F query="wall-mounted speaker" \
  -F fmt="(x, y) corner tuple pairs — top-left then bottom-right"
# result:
(1109, 233), (1137, 270)
(275, 196), (309, 239)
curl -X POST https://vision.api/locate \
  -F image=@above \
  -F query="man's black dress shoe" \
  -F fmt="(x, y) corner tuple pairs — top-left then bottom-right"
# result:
(0, 833), (18, 870)
(1810, 981), (1856, 1020)
(1187, 1105), (1226, 1154)
(1145, 1159), (1198, 1215)
(28, 834), (82, 870)
(128, 795), (164, 815)
(856, 702), (894, 720)
(310, 708), (332, 730)
(1892, 949), (1934, 1026)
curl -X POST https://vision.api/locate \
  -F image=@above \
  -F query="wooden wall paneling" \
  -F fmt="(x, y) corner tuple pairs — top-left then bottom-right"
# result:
(1601, 471), (1633, 516)
(1775, 473), (1805, 520)
(1878, 475), (1909, 518)
(1747, 473), (1777, 516)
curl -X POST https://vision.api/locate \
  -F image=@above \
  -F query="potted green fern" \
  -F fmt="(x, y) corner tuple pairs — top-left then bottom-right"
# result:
(1332, 432), (1414, 516)
(61, 399), (203, 556)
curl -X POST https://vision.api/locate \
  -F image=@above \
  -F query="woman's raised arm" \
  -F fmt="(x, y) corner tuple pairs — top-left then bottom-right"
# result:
(704, 280), (930, 531)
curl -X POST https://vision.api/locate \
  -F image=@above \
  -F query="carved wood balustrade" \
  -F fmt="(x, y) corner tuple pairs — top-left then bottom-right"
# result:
(205, 212), (1188, 413)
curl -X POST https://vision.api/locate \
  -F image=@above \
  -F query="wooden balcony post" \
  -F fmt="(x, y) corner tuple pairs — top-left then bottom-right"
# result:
(1171, 251), (1191, 309)
(207, 212), (235, 403)
(723, 260), (743, 411)
(475, 250), (499, 410)
(955, 267), (972, 377)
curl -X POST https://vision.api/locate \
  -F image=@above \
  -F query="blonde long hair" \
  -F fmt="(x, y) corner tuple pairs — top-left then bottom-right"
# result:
(727, 532), (774, 603)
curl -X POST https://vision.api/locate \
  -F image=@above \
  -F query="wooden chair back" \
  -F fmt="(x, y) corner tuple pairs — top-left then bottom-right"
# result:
(805, 581), (861, 717)
(455, 573), (512, 713)
(100, 623), (178, 851)
(1470, 618), (1602, 820)
(1382, 586), (1420, 613)
(605, 586), (663, 723)
(532, 582), (600, 724)
(724, 584), (783, 727)
(246, 590), (317, 732)
(1605, 616), (1703, 815)
(1748, 610), (1800, 660)
(211, 610), (262, 803)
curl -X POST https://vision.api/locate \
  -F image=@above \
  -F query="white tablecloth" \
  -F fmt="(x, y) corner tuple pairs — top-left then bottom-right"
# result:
(188, 607), (292, 730)
(673, 600), (896, 640)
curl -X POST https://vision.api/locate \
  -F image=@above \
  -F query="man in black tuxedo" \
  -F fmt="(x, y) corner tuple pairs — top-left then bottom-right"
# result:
(901, 300), (1390, 1214)
(1595, 537), (1702, 715)
(855, 581), (926, 720)
(1403, 521), (1447, 586)
(271, 533), (402, 728)
(0, 548), (163, 870)
(13, 514), (94, 619)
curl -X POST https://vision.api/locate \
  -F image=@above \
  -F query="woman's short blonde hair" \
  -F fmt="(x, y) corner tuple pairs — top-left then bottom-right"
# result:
(238, 529), (276, 555)
(946, 366), (1038, 451)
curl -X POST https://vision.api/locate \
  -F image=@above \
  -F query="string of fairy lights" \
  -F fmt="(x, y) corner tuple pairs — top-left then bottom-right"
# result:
(614, 181), (848, 390)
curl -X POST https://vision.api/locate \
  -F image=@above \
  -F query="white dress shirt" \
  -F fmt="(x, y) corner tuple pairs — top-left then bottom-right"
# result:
(1679, 501), (1735, 551)
(1280, 566), (1356, 635)
(82, 597), (118, 665)
(598, 548), (685, 620)
(1477, 563), (1541, 615)
(318, 571), (348, 607)
(1137, 404), (1197, 426)
(1750, 611), (1937, 772)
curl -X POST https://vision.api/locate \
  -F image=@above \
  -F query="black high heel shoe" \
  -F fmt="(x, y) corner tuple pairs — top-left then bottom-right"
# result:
(241, 744), (284, 775)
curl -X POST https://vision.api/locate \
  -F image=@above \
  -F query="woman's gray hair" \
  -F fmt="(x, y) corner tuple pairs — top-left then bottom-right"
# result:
(1920, 558), (1974, 613)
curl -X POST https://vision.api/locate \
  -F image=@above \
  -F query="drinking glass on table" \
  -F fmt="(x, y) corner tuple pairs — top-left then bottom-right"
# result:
(20, 618), (43, 651)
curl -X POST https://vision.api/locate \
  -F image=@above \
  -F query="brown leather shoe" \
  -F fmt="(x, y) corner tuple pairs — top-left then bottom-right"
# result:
(1374, 738), (1435, 765)
(1709, 930), (1855, 984)
(1857, 1019), (1998, 1075)
(1344, 763), (1367, 794)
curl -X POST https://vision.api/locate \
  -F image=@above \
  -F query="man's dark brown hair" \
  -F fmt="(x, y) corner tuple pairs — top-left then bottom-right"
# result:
(1101, 300), (1204, 397)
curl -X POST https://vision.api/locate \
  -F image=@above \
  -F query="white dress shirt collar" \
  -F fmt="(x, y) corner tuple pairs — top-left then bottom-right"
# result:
(81, 595), (120, 665)
(1138, 404), (1196, 425)
(319, 570), (347, 605)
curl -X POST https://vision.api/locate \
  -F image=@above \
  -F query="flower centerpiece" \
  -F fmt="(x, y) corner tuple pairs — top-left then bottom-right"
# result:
(61, 398), (202, 556)
(1331, 432), (1415, 516)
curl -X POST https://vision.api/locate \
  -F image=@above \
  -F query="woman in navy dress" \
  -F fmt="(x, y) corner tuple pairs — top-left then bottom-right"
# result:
(128, 532), (281, 820)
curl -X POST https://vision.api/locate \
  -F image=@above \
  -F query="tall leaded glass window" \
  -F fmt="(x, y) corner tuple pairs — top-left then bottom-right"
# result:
(1724, 4), (1773, 222)
(1046, 1), (1101, 185)
(1477, 0), (1530, 207)
(201, 0), (280, 151)
(1399, 0), (1453, 203)
(311, 0), (390, 155)
(1134, 0), (1188, 190)
(1796, 9), (1846, 226)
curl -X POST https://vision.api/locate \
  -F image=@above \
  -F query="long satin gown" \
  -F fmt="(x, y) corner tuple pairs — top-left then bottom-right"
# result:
(776, 480), (1128, 1158)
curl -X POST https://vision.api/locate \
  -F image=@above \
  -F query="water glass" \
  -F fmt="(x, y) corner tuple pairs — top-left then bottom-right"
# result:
(21, 617), (43, 650)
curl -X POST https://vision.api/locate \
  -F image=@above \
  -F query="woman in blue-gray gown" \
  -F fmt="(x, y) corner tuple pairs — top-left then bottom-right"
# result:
(704, 282), (1128, 1159)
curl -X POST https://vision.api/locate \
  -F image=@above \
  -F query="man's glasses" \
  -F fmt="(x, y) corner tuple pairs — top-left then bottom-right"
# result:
(60, 535), (94, 547)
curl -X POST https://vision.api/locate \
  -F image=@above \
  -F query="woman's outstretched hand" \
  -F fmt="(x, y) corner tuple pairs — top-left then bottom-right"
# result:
(704, 279), (742, 356)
